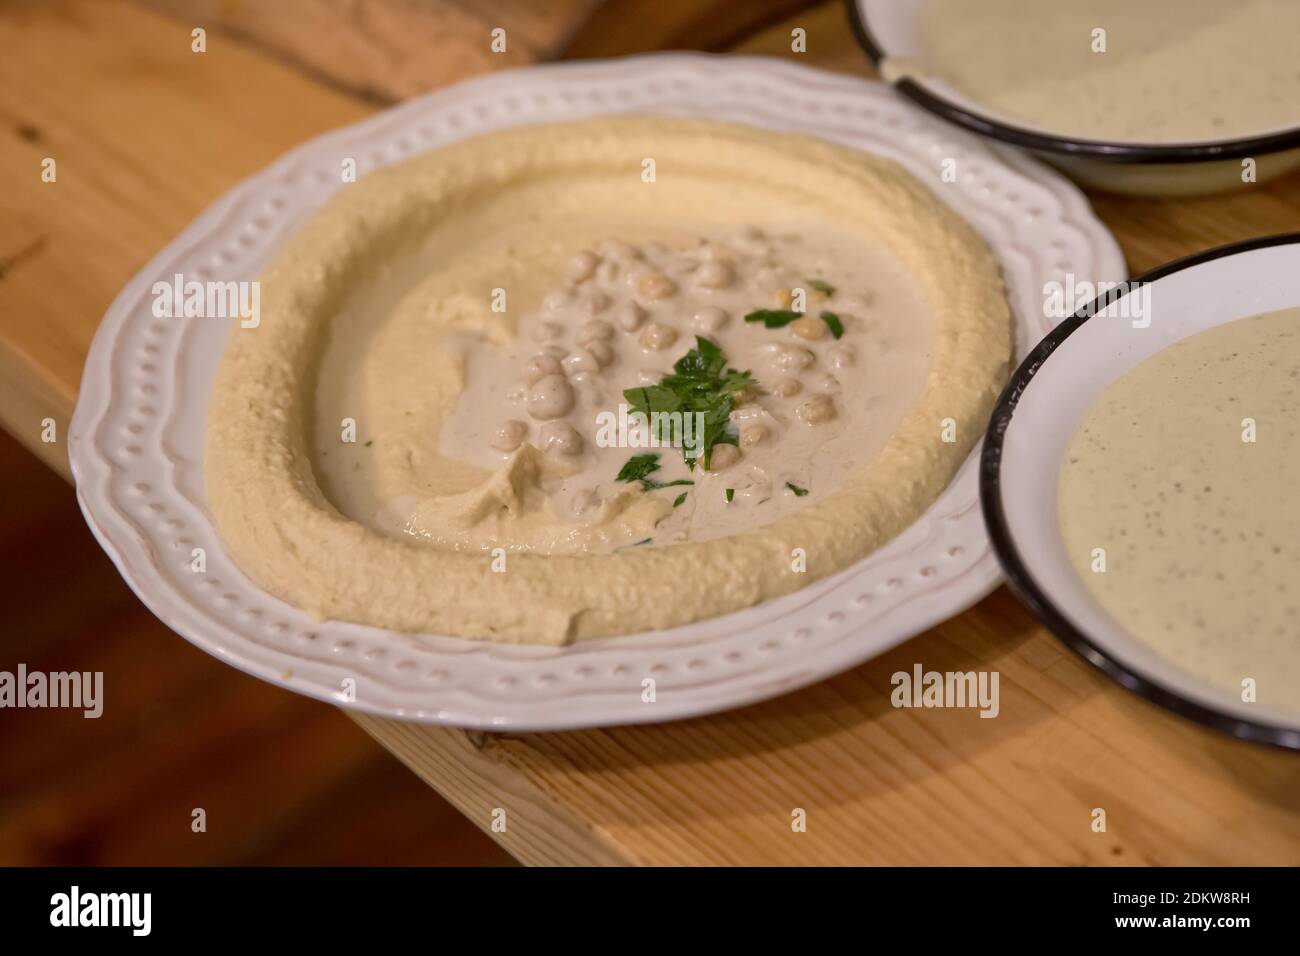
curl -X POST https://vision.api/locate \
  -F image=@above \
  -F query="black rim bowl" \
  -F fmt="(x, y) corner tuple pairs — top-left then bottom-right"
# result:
(980, 233), (1300, 750)
(844, 0), (1300, 165)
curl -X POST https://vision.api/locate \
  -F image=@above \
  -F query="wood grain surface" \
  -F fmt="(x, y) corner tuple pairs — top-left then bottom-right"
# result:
(2, 0), (1298, 866)
(0, 428), (515, 865)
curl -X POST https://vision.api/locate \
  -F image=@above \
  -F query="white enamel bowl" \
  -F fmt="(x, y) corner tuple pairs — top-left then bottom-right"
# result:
(847, 0), (1300, 196)
(982, 234), (1300, 749)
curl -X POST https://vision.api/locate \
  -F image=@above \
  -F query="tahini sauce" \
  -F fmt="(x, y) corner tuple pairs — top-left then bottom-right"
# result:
(1058, 308), (1300, 709)
(900, 0), (1300, 144)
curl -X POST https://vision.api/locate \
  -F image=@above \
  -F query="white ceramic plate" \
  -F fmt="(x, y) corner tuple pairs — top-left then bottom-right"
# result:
(847, 0), (1300, 195)
(981, 234), (1300, 749)
(69, 54), (1123, 730)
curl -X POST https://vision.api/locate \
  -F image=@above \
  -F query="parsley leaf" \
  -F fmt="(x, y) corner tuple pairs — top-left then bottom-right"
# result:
(743, 308), (801, 329)
(615, 452), (694, 492)
(725, 488), (735, 503)
(820, 310), (845, 339)
(806, 278), (835, 297)
(673, 492), (688, 508)
(616, 453), (660, 484)
(622, 336), (755, 471)
(786, 482), (809, 497)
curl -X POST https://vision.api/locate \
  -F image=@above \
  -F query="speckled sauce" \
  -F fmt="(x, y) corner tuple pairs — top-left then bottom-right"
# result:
(1058, 308), (1300, 709)
(899, 0), (1300, 144)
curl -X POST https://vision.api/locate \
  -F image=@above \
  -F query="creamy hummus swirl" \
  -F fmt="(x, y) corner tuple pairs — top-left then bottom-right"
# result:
(205, 117), (1011, 643)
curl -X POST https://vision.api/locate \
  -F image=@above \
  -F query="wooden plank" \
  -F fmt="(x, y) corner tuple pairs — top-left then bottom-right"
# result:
(562, 0), (817, 59)
(2, 0), (1298, 866)
(141, 0), (820, 102)
(140, 0), (582, 101)
(0, 0), (369, 480)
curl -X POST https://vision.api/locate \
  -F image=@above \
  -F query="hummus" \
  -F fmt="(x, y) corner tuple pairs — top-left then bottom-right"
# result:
(206, 117), (1011, 643)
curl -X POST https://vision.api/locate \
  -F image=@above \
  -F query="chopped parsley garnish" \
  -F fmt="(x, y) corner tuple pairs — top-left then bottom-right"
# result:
(820, 310), (845, 339)
(746, 305), (845, 340)
(786, 482), (809, 497)
(806, 278), (835, 296)
(673, 492), (688, 508)
(622, 336), (754, 470)
(744, 308), (801, 329)
(725, 488), (735, 503)
(615, 452), (694, 492)
(616, 453), (660, 484)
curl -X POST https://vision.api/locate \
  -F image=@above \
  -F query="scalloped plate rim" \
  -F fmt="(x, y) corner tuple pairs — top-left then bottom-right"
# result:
(68, 53), (1125, 730)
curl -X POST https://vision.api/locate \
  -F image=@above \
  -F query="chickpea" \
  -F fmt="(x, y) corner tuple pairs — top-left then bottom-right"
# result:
(566, 250), (599, 284)
(740, 424), (767, 447)
(640, 322), (679, 351)
(564, 343), (613, 372)
(693, 259), (734, 289)
(796, 394), (837, 426)
(540, 420), (584, 456)
(526, 374), (576, 420)
(596, 260), (621, 284)
(763, 343), (815, 372)
(827, 344), (857, 369)
(813, 373), (841, 395)
(491, 420), (529, 452)
(730, 386), (758, 406)
(576, 288), (610, 318)
(615, 301), (647, 332)
(774, 288), (794, 309)
(791, 315), (827, 341)
(705, 443), (741, 471)
(578, 319), (614, 343)
(584, 340), (615, 367)
(773, 377), (802, 398)
(636, 271), (678, 301)
(692, 306), (729, 333)
(562, 349), (599, 374)
(523, 352), (562, 386)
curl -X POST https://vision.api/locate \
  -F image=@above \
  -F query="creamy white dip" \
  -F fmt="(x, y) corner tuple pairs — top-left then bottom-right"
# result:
(898, 0), (1300, 144)
(205, 116), (1012, 641)
(1059, 308), (1300, 709)
(433, 227), (933, 551)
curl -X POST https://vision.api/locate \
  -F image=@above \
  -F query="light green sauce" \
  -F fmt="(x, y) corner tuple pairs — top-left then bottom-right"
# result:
(1059, 308), (1300, 709)
(912, 0), (1300, 143)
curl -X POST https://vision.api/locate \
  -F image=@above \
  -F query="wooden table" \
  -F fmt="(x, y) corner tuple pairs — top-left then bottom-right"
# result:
(3, 0), (1298, 866)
